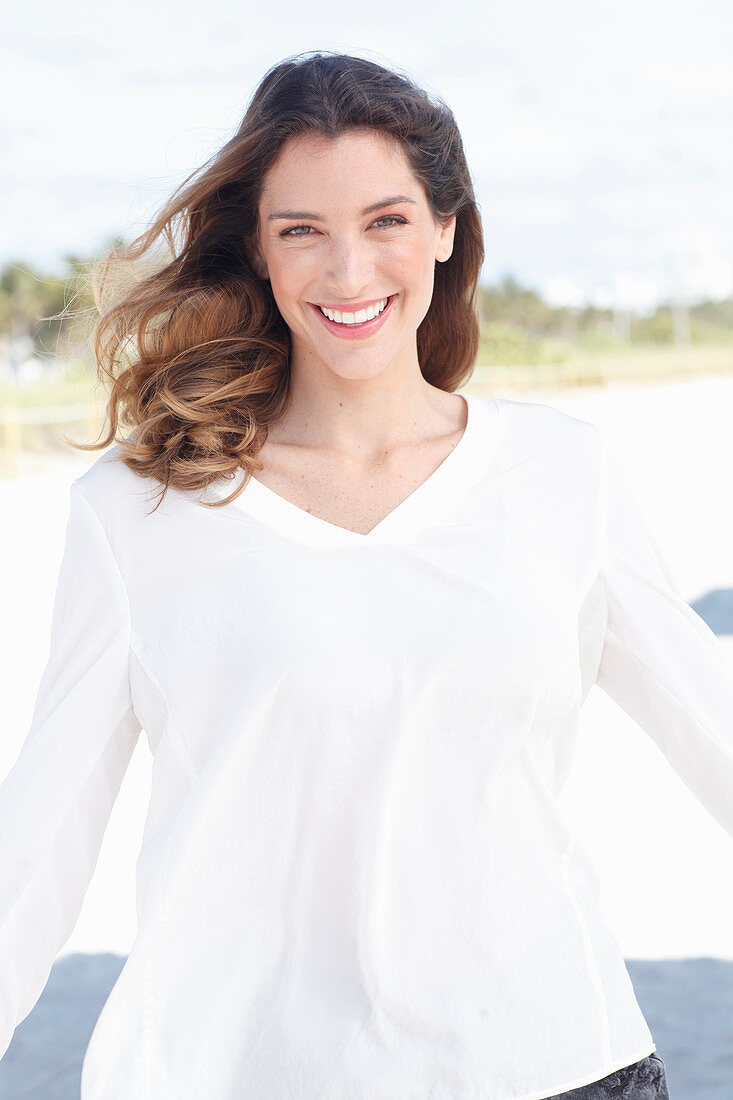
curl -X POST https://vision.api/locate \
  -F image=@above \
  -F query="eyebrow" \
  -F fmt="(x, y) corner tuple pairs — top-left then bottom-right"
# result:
(267, 194), (418, 221)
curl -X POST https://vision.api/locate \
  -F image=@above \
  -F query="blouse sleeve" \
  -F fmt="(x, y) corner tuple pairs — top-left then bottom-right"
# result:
(0, 480), (142, 1061)
(592, 426), (733, 839)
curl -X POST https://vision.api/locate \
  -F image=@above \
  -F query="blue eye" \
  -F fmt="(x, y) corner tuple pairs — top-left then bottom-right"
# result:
(279, 215), (407, 238)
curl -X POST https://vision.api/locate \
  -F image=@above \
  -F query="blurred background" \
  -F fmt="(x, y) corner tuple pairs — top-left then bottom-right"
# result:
(2, 0), (733, 463)
(1, 0), (732, 1097)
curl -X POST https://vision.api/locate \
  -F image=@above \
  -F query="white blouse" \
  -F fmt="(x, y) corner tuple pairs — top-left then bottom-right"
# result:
(2, 392), (732, 1100)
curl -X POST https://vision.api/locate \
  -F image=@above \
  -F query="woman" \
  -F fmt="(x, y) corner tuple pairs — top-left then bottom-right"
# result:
(2, 49), (731, 1100)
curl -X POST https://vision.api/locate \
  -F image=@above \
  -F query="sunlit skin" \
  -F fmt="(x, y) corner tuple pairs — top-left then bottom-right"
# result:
(248, 129), (461, 465)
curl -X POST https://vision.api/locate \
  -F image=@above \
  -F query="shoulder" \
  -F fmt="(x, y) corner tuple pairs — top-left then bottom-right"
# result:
(495, 394), (600, 440)
(493, 395), (603, 462)
(71, 443), (167, 536)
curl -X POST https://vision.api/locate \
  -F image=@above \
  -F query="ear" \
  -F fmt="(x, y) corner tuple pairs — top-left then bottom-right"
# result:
(435, 214), (456, 263)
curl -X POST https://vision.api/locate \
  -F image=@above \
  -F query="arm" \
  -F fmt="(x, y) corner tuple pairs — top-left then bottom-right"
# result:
(0, 480), (142, 1060)
(592, 426), (733, 839)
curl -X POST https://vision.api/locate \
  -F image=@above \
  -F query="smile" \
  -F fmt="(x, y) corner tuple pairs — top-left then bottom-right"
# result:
(309, 294), (397, 340)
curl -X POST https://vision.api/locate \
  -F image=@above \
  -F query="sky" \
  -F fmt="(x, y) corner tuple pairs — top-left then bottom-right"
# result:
(3, 0), (732, 311)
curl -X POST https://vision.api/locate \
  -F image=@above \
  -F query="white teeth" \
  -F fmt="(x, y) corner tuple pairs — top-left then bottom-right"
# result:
(318, 297), (390, 324)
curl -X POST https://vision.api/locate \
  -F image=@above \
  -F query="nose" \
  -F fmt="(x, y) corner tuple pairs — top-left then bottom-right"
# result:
(321, 234), (376, 300)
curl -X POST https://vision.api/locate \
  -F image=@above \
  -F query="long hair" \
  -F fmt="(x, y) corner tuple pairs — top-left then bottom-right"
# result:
(75, 50), (485, 508)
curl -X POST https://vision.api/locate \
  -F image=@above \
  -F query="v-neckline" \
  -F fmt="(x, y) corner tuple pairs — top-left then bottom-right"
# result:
(202, 393), (503, 547)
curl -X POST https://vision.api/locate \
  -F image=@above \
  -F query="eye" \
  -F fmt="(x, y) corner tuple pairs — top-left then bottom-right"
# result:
(372, 215), (407, 229)
(279, 225), (314, 238)
(279, 215), (408, 238)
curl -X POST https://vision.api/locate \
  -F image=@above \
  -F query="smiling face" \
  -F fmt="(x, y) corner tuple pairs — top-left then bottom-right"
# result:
(249, 128), (456, 386)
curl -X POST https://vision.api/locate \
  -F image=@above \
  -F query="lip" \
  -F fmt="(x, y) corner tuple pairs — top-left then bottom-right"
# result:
(310, 294), (397, 341)
(312, 296), (392, 312)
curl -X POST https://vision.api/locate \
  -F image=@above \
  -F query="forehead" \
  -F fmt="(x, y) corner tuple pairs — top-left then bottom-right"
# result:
(260, 130), (416, 201)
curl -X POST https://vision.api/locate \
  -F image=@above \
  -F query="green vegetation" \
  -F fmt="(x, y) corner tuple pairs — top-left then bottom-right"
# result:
(0, 251), (732, 405)
(476, 275), (733, 368)
(0, 235), (125, 373)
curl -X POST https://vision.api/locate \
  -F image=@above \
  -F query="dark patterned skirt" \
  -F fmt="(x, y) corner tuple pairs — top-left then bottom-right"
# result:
(542, 1052), (670, 1099)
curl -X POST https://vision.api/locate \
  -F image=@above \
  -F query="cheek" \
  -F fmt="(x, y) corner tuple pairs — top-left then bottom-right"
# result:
(267, 256), (313, 305)
(380, 241), (433, 285)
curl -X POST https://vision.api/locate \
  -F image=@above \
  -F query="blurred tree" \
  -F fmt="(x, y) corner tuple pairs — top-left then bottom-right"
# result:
(0, 248), (731, 378)
(0, 234), (130, 372)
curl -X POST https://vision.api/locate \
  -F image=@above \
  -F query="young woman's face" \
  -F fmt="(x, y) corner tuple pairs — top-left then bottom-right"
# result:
(250, 128), (456, 385)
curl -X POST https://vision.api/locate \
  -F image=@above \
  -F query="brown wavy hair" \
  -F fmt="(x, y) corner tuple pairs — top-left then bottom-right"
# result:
(73, 49), (485, 508)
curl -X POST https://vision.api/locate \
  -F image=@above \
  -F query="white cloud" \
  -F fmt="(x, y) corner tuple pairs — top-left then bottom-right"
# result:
(542, 277), (587, 309)
(3, 0), (731, 310)
(610, 272), (663, 313)
(487, 196), (576, 226)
